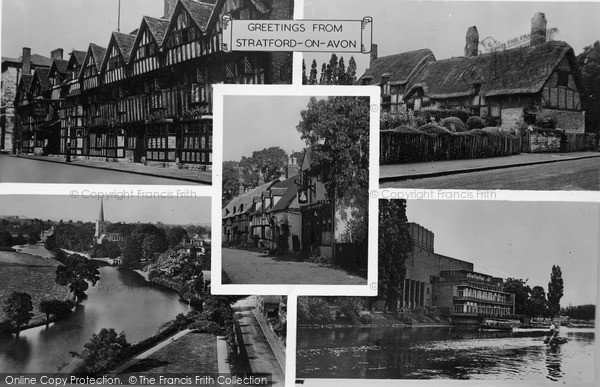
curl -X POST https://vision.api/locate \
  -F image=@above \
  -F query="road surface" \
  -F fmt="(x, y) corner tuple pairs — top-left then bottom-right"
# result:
(0, 154), (197, 184)
(222, 248), (366, 285)
(381, 158), (599, 190)
(233, 299), (285, 387)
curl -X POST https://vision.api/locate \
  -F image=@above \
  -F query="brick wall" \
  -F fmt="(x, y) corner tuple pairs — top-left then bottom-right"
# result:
(540, 108), (585, 133)
(530, 131), (561, 153)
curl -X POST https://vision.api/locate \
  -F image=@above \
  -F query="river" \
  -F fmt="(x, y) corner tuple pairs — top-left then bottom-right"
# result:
(0, 246), (189, 373)
(296, 326), (595, 383)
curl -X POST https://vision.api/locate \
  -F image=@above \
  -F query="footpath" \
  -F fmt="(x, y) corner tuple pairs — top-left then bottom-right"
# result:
(8, 154), (211, 184)
(380, 151), (600, 182)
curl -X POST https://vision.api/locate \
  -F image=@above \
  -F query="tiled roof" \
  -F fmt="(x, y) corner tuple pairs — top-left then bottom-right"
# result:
(32, 68), (52, 92)
(358, 49), (435, 86)
(72, 50), (87, 65)
(113, 32), (136, 60)
(90, 44), (107, 70)
(50, 59), (69, 76)
(404, 41), (575, 99)
(144, 16), (169, 46)
(268, 176), (299, 213)
(180, 0), (216, 32)
(1, 53), (52, 68)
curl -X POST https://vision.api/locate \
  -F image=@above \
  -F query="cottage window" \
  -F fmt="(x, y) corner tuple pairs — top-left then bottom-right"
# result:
(557, 71), (569, 87)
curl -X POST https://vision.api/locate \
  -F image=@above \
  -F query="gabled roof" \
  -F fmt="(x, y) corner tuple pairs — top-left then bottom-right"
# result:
(162, 0), (220, 48)
(100, 32), (136, 72)
(357, 49), (435, 86)
(404, 41), (576, 99)
(268, 176), (299, 213)
(70, 50), (87, 67)
(222, 180), (277, 219)
(30, 68), (52, 93)
(49, 59), (69, 79)
(16, 74), (33, 97)
(78, 43), (106, 79)
(129, 16), (170, 63)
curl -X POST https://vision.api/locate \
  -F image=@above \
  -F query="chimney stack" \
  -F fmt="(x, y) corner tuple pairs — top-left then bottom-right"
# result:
(238, 185), (244, 196)
(464, 26), (479, 57)
(370, 44), (378, 66)
(51, 48), (64, 60)
(22, 47), (31, 75)
(286, 154), (299, 178)
(164, 0), (177, 19)
(530, 12), (547, 46)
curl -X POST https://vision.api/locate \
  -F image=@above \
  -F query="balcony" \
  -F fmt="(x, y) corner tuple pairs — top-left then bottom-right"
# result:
(454, 295), (514, 306)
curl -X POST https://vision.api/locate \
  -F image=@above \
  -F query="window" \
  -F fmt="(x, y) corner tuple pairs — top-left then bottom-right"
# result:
(557, 71), (569, 87)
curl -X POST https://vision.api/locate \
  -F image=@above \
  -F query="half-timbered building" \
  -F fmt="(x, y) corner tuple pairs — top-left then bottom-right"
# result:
(15, 0), (293, 170)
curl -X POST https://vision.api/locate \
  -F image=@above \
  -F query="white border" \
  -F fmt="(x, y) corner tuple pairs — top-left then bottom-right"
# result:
(211, 84), (380, 297)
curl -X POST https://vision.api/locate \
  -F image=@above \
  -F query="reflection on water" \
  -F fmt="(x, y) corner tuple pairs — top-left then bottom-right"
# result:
(0, 265), (189, 373)
(296, 326), (595, 383)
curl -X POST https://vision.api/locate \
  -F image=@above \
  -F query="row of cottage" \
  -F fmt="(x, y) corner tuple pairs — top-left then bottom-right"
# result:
(1, 0), (292, 167)
(222, 151), (367, 271)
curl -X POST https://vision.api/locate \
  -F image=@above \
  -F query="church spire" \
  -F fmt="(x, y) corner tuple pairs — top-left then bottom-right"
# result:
(98, 199), (105, 222)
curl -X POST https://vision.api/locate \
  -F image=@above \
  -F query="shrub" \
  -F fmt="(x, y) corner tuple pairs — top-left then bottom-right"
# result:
(188, 320), (223, 334)
(298, 297), (334, 324)
(359, 314), (373, 325)
(537, 113), (557, 129)
(417, 107), (471, 123)
(466, 116), (486, 129)
(417, 124), (454, 136)
(440, 117), (467, 132)
(380, 111), (412, 130)
(484, 115), (502, 127)
(388, 125), (426, 134)
(413, 115), (427, 128)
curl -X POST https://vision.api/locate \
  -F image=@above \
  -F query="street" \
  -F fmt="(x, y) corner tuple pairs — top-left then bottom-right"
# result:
(233, 297), (285, 387)
(0, 154), (197, 184)
(381, 158), (600, 190)
(222, 248), (366, 285)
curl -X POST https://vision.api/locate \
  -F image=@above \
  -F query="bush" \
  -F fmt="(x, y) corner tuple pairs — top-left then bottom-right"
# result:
(537, 113), (557, 129)
(416, 107), (471, 124)
(359, 314), (373, 324)
(413, 115), (427, 128)
(484, 115), (502, 127)
(298, 297), (334, 324)
(387, 125), (425, 134)
(440, 117), (467, 132)
(188, 320), (223, 334)
(466, 116), (486, 129)
(380, 111), (412, 130)
(417, 124), (454, 136)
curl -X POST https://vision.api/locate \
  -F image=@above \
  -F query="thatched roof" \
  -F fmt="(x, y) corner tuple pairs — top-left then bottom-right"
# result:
(222, 180), (277, 219)
(405, 41), (576, 100)
(268, 176), (299, 213)
(357, 49), (435, 86)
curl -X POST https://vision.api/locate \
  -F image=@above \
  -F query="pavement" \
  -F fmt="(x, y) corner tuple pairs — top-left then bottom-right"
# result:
(233, 298), (285, 387)
(381, 157), (600, 190)
(222, 248), (366, 285)
(380, 151), (600, 182)
(1, 153), (211, 184)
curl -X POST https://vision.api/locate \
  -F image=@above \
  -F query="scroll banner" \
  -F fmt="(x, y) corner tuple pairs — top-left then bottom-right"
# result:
(222, 16), (373, 53)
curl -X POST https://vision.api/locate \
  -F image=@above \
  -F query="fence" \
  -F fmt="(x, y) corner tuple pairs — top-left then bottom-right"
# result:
(564, 133), (597, 152)
(521, 131), (598, 153)
(380, 130), (522, 164)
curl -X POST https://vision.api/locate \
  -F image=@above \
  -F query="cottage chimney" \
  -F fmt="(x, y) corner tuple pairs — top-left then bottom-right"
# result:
(530, 12), (547, 46)
(286, 154), (299, 178)
(464, 26), (479, 57)
(22, 47), (31, 75)
(238, 185), (244, 196)
(164, 0), (177, 19)
(51, 48), (64, 60)
(370, 44), (378, 66)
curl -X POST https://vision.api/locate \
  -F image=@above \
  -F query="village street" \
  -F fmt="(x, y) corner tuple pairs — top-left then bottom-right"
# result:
(222, 248), (366, 285)
(0, 154), (208, 184)
(233, 297), (286, 387)
(381, 157), (599, 190)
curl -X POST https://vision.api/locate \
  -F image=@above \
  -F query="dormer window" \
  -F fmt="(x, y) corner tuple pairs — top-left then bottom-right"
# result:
(169, 11), (199, 47)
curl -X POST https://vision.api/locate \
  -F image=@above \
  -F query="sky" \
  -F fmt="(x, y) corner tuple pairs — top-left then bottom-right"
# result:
(406, 199), (599, 307)
(303, 0), (600, 79)
(0, 195), (211, 225)
(1, 0), (164, 58)
(223, 95), (311, 161)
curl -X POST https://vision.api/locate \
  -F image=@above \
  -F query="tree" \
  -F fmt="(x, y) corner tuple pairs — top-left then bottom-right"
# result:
(346, 56), (357, 85)
(0, 231), (14, 247)
(222, 160), (241, 205)
(503, 278), (532, 317)
(308, 59), (318, 85)
(378, 200), (412, 313)
(529, 286), (548, 318)
(327, 54), (339, 84)
(55, 254), (100, 302)
(3, 292), (34, 334)
(298, 297), (334, 324)
(336, 56), (346, 85)
(167, 226), (189, 248)
(39, 299), (74, 324)
(238, 147), (288, 187)
(72, 328), (131, 376)
(302, 58), (307, 85)
(577, 41), (600, 133)
(547, 265), (564, 318)
(28, 231), (40, 244)
(562, 304), (595, 320)
(319, 63), (327, 85)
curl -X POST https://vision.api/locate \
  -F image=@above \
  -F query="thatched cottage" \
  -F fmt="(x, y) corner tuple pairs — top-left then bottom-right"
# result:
(361, 13), (586, 133)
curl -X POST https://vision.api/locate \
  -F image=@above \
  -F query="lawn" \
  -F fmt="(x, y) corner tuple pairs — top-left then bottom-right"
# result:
(0, 251), (69, 322)
(121, 332), (218, 374)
